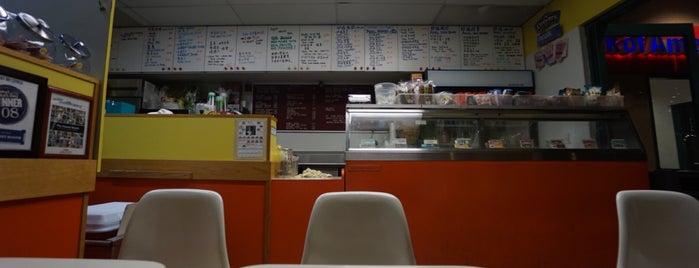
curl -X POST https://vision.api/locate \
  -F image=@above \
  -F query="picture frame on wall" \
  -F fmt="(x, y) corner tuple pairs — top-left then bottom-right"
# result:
(40, 87), (92, 159)
(0, 65), (48, 158)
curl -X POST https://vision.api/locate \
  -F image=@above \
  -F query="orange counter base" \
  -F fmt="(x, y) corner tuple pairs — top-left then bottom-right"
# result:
(345, 160), (649, 268)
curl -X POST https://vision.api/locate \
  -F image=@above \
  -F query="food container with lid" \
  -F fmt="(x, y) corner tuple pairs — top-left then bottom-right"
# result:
(374, 82), (397, 104)
(2, 12), (56, 61)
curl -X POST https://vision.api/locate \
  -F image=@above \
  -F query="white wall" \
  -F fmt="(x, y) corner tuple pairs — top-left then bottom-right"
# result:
(526, 27), (589, 95)
(277, 131), (346, 152)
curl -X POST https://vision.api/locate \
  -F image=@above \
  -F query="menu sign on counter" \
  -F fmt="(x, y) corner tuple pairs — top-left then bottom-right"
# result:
(299, 25), (332, 71)
(174, 27), (207, 71)
(237, 26), (268, 71)
(365, 26), (398, 71)
(461, 26), (494, 70)
(110, 28), (145, 72)
(493, 26), (524, 70)
(429, 26), (461, 70)
(253, 85), (372, 130)
(204, 26), (237, 71)
(332, 25), (365, 71)
(142, 27), (175, 72)
(397, 26), (429, 72)
(267, 26), (300, 71)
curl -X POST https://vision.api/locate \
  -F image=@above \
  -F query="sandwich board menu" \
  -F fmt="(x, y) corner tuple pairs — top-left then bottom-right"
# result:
(429, 26), (461, 70)
(204, 26), (238, 71)
(267, 25), (300, 71)
(299, 25), (332, 71)
(364, 25), (398, 71)
(332, 25), (365, 71)
(142, 27), (175, 72)
(237, 26), (268, 71)
(397, 26), (429, 72)
(110, 28), (145, 72)
(173, 27), (207, 71)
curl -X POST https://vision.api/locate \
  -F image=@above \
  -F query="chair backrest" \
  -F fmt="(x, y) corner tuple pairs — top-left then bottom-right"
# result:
(118, 189), (230, 268)
(616, 190), (699, 268)
(301, 191), (416, 265)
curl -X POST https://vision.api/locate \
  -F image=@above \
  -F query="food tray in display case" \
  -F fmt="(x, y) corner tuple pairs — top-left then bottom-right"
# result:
(345, 104), (645, 161)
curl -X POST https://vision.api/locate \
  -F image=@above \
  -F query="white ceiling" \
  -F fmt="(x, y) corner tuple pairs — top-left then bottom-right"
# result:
(113, 0), (553, 27)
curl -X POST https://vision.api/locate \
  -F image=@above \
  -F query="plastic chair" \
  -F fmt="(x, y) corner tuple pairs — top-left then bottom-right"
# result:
(301, 191), (416, 265)
(616, 190), (699, 268)
(118, 189), (230, 268)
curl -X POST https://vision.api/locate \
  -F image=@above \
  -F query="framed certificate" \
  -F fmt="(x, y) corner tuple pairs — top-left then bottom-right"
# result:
(40, 87), (92, 158)
(0, 65), (47, 157)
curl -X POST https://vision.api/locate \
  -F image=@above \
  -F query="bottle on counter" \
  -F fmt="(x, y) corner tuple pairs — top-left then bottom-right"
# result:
(206, 92), (216, 113)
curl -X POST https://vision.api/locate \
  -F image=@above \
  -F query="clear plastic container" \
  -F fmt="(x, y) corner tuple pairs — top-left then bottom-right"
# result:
(374, 82), (397, 104)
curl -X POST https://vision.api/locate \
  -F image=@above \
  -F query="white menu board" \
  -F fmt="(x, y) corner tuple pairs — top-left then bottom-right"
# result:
(364, 25), (398, 71)
(299, 25), (332, 71)
(493, 26), (524, 70)
(173, 27), (206, 71)
(109, 28), (145, 72)
(332, 25), (365, 71)
(267, 25), (300, 71)
(205, 26), (237, 71)
(461, 26), (494, 70)
(429, 26), (461, 70)
(236, 26), (268, 71)
(142, 27), (175, 72)
(397, 26), (429, 72)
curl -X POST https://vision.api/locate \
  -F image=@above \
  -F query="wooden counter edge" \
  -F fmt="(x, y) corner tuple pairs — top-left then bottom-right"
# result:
(0, 159), (97, 202)
(98, 159), (273, 181)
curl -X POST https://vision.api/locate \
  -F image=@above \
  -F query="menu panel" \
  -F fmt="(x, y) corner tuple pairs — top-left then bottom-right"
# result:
(364, 25), (398, 71)
(110, 28), (145, 72)
(493, 26), (524, 70)
(237, 26), (268, 71)
(299, 25), (332, 71)
(397, 26), (429, 72)
(461, 26), (494, 70)
(332, 25), (365, 71)
(142, 27), (175, 72)
(429, 26), (461, 70)
(204, 26), (237, 71)
(253, 85), (372, 130)
(173, 26), (207, 71)
(267, 25), (300, 71)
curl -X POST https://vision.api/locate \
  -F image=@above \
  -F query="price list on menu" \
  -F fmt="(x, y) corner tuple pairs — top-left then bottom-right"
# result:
(397, 26), (429, 72)
(237, 26), (268, 71)
(429, 26), (461, 70)
(461, 26), (494, 70)
(299, 25), (332, 71)
(364, 26), (398, 71)
(205, 26), (237, 71)
(493, 26), (524, 70)
(142, 27), (175, 72)
(110, 28), (145, 72)
(253, 85), (372, 130)
(332, 25), (365, 71)
(174, 27), (206, 71)
(267, 26), (300, 71)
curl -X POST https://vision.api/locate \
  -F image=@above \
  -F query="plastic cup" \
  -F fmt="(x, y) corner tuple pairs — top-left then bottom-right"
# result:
(374, 82), (397, 104)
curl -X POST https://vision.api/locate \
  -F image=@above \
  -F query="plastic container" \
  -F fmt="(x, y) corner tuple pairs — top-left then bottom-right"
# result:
(374, 82), (397, 104)
(105, 100), (136, 114)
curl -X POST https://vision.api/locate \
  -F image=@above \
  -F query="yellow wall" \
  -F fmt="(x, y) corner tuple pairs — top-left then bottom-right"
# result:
(523, 0), (626, 56)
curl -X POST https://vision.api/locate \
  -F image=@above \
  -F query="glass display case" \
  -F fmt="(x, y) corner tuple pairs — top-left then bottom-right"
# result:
(345, 104), (645, 161)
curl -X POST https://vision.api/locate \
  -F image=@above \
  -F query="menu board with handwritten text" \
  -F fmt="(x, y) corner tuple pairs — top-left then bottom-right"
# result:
(332, 25), (365, 71)
(237, 26), (268, 71)
(142, 27), (175, 72)
(253, 85), (372, 130)
(174, 27), (207, 71)
(461, 26), (494, 70)
(299, 25), (332, 71)
(110, 28), (145, 72)
(429, 26), (461, 70)
(205, 26), (237, 71)
(267, 26), (300, 71)
(364, 26), (398, 71)
(397, 26), (429, 72)
(493, 26), (524, 70)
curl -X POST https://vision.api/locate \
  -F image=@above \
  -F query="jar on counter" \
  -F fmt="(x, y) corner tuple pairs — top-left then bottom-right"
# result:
(54, 33), (91, 74)
(3, 12), (56, 61)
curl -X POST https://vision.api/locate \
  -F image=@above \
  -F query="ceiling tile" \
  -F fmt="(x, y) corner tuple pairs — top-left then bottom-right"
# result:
(130, 6), (242, 26)
(233, 4), (336, 25)
(444, 0), (551, 6)
(434, 5), (541, 26)
(337, 4), (442, 25)
(119, 0), (229, 7)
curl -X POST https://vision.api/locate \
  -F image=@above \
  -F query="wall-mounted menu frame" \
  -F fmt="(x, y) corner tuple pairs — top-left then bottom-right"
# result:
(109, 28), (146, 72)
(268, 25), (300, 71)
(237, 26), (268, 71)
(0, 65), (47, 158)
(40, 87), (92, 159)
(398, 25), (430, 72)
(142, 27), (175, 72)
(429, 26), (461, 70)
(365, 25), (398, 71)
(332, 25), (365, 71)
(299, 25), (332, 71)
(173, 26), (207, 71)
(205, 26), (238, 71)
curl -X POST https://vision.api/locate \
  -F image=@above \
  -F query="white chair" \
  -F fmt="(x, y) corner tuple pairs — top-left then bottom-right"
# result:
(616, 190), (699, 268)
(301, 191), (416, 265)
(118, 189), (230, 268)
